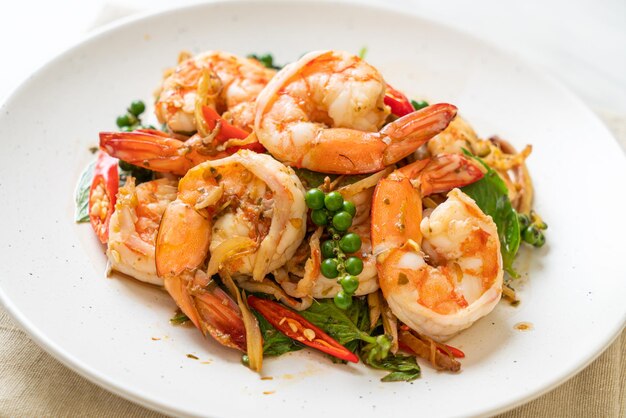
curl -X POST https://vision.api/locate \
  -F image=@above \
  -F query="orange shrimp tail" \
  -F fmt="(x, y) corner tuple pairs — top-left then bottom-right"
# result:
(157, 200), (246, 351)
(381, 103), (458, 166)
(100, 130), (201, 176)
(417, 154), (485, 196)
(165, 274), (247, 352)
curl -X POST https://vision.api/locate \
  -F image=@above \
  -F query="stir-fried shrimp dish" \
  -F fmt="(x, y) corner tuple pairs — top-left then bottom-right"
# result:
(76, 49), (546, 380)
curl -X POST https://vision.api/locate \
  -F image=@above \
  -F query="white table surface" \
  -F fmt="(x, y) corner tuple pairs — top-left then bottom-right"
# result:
(0, 0), (624, 416)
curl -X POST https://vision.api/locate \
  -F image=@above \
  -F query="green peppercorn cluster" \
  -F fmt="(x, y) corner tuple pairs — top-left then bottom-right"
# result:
(115, 100), (155, 131)
(305, 189), (364, 310)
(518, 211), (547, 247)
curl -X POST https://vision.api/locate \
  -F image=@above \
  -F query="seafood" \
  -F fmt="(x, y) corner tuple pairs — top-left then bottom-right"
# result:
(80, 47), (546, 376)
(426, 116), (484, 157)
(156, 50), (276, 134)
(106, 177), (177, 286)
(254, 50), (457, 174)
(99, 104), (266, 177)
(425, 116), (533, 213)
(99, 129), (234, 177)
(277, 168), (395, 300)
(154, 150), (307, 349)
(372, 155), (503, 341)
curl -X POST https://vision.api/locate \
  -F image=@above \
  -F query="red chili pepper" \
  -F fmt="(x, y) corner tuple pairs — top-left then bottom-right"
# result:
(202, 106), (248, 141)
(399, 324), (464, 358)
(247, 296), (359, 363)
(201, 106), (266, 153)
(384, 83), (415, 117)
(439, 344), (465, 358)
(89, 151), (119, 244)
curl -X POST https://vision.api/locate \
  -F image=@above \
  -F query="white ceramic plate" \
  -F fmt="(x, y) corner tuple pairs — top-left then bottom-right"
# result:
(1, 1), (625, 417)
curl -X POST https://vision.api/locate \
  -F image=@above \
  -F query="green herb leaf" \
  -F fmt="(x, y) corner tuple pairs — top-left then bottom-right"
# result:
(170, 311), (190, 325)
(293, 168), (330, 189)
(358, 47), (368, 59)
(461, 150), (521, 277)
(247, 53), (283, 70)
(119, 160), (155, 185)
(74, 160), (95, 223)
(253, 311), (303, 357)
(362, 351), (421, 382)
(293, 168), (369, 189)
(300, 298), (373, 346)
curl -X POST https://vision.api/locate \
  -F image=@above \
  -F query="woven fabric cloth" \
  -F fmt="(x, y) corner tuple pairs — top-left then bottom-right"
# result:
(1, 112), (624, 417)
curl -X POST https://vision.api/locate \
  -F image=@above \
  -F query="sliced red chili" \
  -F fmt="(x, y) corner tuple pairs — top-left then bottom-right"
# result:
(247, 296), (359, 363)
(89, 151), (119, 243)
(384, 83), (415, 117)
(439, 344), (465, 359)
(399, 324), (464, 358)
(202, 106), (266, 153)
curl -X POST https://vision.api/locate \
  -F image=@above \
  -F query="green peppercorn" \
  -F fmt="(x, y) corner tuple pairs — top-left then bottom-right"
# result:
(332, 211), (353, 231)
(342, 201), (356, 217)
(411, 100), (429, 111)
(339, 232), (361, 253)
(120, 125), (134, 132)
(128, 100), (146, 116)
(334, 290), (352, 309)
(324, 191), (344, 211)
(321, 240), (336, 259)
(518, 213), (531, 230)
(311, 209), (328, 226)
(534, 232), (546, 247)
(320, 258), (340, 278)
(305, 188), (325, 210)
(339, 275), (359, 294)
(116, 114), (132, 127)
(523, 225), (544, 247)
(344, 256), (363, 275)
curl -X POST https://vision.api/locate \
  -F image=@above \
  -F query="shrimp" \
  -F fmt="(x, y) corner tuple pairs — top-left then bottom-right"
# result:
(427, 115), (485, 157)
(154, 150), (307, 349)
(156, 51), (275, 134)
(106, 177), (177, 286)
(254, 50), (457, 174)
(371, 155), (503, 341)
(100, 129), (232, 177)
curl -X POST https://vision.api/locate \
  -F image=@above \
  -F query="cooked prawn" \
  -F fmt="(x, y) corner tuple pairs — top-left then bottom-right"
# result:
(156, 51), (275, 134)
(100, 129), (232, 177)
(106, 177), (177, 286)
(154, 150), (307, 350)
(371, 155), (503, 341)
(254, 50), (457, 174)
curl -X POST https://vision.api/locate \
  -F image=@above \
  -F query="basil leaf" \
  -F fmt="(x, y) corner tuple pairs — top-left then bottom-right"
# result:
(293, 168), (329, 189)
(293, 168), (369, 190)
(74, 160), (95, 223)
(461, 151), (521, 277)
(362, 352), (421, 382)
(300, 299), (372, 346)
(253, 311), (303, 357)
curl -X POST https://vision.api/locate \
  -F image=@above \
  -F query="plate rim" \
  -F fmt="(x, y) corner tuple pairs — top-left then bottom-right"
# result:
(0, 1), (624, 417)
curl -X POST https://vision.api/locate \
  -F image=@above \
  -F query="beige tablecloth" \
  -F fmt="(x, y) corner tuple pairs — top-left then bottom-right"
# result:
(1, 113), (625, 417)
